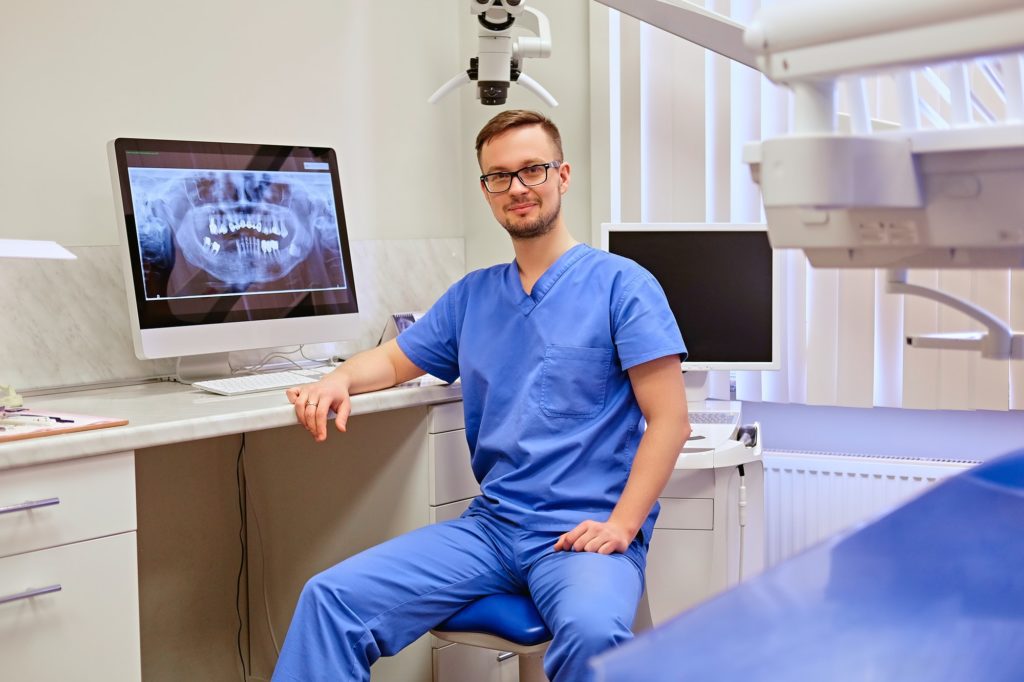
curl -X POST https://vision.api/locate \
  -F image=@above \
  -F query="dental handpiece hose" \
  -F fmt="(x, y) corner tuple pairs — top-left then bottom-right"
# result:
(737, 463), (747, 581)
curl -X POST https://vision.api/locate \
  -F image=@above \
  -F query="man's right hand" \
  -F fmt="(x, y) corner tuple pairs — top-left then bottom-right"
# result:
(284, 340), (427, 442)
(286, 372), (353, 442)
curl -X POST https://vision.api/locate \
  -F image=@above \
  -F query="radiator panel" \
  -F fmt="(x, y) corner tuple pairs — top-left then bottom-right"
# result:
(763, 451), (977, 566)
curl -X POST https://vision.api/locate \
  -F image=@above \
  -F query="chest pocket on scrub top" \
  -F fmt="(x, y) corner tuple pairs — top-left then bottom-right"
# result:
(540, 345), (613, 419)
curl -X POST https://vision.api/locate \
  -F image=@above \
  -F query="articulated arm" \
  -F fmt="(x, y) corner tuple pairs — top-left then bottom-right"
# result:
(886, 269), (1023, 360)
(592, 0), (759, 71)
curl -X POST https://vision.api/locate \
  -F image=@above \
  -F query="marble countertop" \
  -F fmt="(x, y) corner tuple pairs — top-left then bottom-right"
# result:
(0, 380), (462, 471)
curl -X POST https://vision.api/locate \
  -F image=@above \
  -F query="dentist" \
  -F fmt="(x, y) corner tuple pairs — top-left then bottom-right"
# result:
(273, 110), (690, 682)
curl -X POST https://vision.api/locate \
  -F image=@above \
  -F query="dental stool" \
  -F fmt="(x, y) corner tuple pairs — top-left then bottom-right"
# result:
(432, 593), (552, 682)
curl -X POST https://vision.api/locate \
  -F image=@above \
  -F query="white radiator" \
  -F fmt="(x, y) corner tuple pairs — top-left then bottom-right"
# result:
(762, 451), (978, 567)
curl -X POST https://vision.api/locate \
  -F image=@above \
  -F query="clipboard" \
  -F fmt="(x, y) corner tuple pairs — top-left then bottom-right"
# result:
(0, 409), (128, 444)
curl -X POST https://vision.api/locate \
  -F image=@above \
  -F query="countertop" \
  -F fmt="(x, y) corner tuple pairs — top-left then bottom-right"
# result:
(0, 380), (462, 471)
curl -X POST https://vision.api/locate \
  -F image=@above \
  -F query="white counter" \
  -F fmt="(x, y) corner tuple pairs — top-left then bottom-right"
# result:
(1, 377), (466, 682)
(0, 380), (463, 471)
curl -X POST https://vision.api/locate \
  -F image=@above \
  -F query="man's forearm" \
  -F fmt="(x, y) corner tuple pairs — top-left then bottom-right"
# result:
(608, 417), (691, 537)
(326, 343), (401, 396)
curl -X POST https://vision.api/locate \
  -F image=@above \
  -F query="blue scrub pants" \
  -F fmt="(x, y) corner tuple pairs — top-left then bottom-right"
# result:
(271, 512), (647, 682)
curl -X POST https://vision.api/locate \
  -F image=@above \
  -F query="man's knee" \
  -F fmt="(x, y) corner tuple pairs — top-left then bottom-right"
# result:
(297, 565), (362, 619)
(554, 611), (633, 655)
(301, 566), (340, 598)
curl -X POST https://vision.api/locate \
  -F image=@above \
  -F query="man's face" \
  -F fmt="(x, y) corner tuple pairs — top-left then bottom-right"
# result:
(478, 125), (570, 240)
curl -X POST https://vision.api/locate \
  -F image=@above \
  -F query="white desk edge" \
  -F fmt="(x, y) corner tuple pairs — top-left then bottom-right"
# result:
(0, 381), (463, 472)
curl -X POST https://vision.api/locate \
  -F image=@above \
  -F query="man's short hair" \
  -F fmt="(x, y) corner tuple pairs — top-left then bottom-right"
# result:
(475, 110), (563, 166)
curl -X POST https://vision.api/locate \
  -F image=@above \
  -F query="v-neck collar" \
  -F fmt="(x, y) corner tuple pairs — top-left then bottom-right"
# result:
(507, 243), (590, 316)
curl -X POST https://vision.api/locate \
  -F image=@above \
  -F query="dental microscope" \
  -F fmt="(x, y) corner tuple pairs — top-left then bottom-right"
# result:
(429, 0), (557, 107)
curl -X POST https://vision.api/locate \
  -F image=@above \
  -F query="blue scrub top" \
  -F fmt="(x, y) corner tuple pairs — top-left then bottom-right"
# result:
(397, 244), (686, 542)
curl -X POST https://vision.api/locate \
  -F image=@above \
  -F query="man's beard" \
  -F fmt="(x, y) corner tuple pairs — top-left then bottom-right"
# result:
(501, 194), (561, 240)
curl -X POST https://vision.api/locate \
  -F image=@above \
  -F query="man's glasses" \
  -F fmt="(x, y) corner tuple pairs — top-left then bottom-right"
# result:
(480, 161), (562, 193)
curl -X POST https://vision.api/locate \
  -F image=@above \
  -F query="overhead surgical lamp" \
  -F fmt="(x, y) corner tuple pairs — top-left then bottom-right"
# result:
(594, 0), (1024, 359)
(0, 239), (77, 408)
(430, 0), (557, 107)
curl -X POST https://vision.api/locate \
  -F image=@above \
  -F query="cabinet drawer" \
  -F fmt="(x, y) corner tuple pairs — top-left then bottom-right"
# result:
(660, 468), (714, 499)
(433, 641), (517, 682)
(655, 498), (714, 530)
(0, 451), (136, 559)
(428, 430), (479, 506)
(430, 497), (474, 525)
(646, 528), (715, 624)
(0, 532), (141, 681)
(429, 401), (465, 434)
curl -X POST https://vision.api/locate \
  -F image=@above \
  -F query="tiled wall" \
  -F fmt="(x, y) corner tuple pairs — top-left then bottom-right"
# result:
(0, 239), (465, 392)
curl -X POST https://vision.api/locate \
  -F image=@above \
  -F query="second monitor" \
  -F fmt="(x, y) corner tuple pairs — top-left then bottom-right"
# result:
(601, 223), (780, 398)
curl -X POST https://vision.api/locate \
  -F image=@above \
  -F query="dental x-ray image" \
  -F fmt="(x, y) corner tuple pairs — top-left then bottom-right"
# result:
(128, 168), (348, 299)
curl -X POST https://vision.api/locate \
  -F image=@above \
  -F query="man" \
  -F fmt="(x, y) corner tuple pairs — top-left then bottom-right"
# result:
(273, 110), (690, 682)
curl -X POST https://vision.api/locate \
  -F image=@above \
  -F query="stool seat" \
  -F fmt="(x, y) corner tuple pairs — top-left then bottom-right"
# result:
(434, 593), (552, 647)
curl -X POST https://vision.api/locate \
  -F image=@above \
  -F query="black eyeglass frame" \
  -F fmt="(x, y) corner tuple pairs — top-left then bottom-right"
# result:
(479, 160), (563, 194)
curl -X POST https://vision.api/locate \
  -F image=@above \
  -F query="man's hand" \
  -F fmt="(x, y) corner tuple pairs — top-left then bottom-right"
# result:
(554, 519), (634, 555)
(286, 373), (353, 442)
(283, 340), (428, 442)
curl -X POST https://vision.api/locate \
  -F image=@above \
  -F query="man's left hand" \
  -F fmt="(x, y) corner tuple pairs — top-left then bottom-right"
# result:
(554, 520), (633, 555)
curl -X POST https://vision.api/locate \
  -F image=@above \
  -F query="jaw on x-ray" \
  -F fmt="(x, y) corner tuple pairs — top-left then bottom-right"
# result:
(130, 169), (345, 297)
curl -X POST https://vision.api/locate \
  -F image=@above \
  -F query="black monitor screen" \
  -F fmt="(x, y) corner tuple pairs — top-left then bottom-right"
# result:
(608, 229), (773, 365)
(112, 138), (358, 329)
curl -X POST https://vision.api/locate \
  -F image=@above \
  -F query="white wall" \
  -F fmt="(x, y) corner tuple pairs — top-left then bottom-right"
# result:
(0, 1), (599, 390)
(458, 0), (593, 272)
(1, 0), (596, 273)
(0, 0), (466, 246)
(0, 1), (488, 390)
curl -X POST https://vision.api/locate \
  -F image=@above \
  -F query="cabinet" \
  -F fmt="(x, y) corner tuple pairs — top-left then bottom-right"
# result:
(434, 640), (521, 682)
(428, 401), (478, 508)
(0, 381), (469, 682)
(0, 451), (139, 680)
(645, 462), (765, 625)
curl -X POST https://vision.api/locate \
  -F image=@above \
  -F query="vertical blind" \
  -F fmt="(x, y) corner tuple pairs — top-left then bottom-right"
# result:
(589, 1), (1024, 411)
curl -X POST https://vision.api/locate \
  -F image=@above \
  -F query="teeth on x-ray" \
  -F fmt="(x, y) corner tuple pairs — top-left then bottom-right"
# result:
(196, 202), (298, 271)
(207, 214), (290, 237)
(202, 235), (228, 255)
(132, 168), (340, 287)
(203, 212), (294, 260)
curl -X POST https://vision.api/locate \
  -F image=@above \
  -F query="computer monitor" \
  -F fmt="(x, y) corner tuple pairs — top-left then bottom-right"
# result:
(109, 138), (360, 380)
(601, 223), (781, 400)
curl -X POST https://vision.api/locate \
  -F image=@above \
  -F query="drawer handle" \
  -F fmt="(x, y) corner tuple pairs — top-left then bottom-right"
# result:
(0, 497), (60, 515)
(0, 584), (63, 606)
(497, 651), (516, 662)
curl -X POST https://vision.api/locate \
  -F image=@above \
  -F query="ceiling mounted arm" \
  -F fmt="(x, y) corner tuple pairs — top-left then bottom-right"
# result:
(593, 0), (760, 71)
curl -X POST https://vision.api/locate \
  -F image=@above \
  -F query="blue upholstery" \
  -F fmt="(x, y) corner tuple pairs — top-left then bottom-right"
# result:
(591, 448), (1024, 680)
(434, 593), (552, 647)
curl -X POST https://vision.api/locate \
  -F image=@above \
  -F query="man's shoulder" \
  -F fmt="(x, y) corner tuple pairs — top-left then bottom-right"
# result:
(584, 246), (641, 270)
(577, 245), (651, 283)
(458, 262), (509, 287)
(438, 262), (509, 303)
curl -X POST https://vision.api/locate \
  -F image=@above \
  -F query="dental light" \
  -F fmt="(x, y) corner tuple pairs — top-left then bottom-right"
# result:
(430, 0), (557, 107)
(595, 0), (1024, 359)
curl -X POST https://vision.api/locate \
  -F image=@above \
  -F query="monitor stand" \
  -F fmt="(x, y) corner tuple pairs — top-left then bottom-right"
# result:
(175, 353), (232, 384)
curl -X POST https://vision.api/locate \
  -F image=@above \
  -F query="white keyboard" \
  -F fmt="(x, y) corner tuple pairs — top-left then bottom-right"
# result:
(689, 410), (739, 425)
(193, 367), (333, 396)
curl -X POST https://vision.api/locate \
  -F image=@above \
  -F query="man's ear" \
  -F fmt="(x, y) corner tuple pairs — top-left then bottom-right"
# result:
(558, 161), (571, 194)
